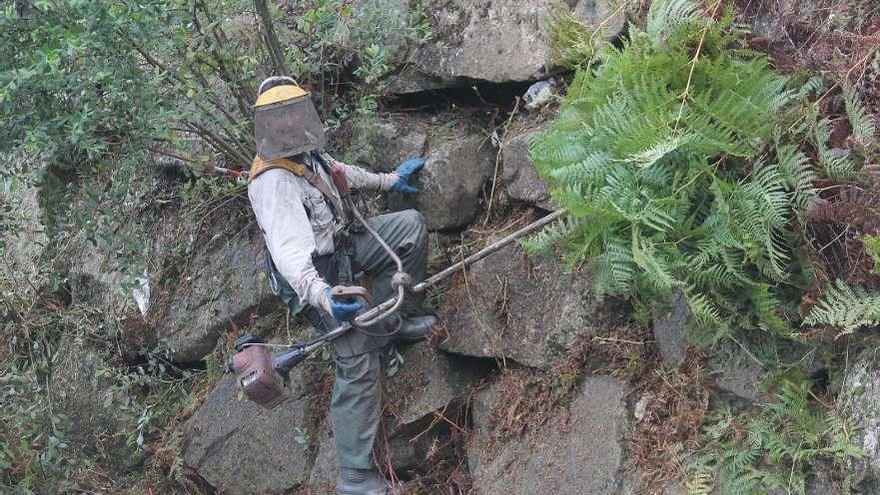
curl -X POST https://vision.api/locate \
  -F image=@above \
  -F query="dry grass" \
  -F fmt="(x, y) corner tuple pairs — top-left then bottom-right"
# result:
(486, 323), (654, 444)
(630, 351), (712, 493)
(470, 321), (711, 493)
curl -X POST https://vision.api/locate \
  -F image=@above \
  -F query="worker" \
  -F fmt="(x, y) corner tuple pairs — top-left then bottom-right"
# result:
(246, 76), (436, 495)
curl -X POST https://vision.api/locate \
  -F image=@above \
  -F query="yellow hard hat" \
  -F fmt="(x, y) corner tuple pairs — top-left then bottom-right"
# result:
(255, 76), (309, 107)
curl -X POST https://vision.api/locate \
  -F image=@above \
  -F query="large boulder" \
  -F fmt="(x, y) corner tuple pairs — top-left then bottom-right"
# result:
(391, 126), (496, 231)
(184, 370), (315, 495)
(502, 127), (553, 210)
(837, 349), (880, 492)
(651, 290), (691, 367)
(64, 233), (130, 309)
(388, 0), (626, 93)
(58, 162), (275, 363)
(345, 117), (429, 173)
(707, 342), (764, 403)
(308, 343), (486, 486)
(154, 221), (271, 362)
(437, 242), (623, 368)
(468, 375), (629, 494)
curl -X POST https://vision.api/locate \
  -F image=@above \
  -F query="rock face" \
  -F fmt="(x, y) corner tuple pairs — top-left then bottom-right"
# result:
(838, 349), (880, 492)
(347, 117), (428, 173)
(308, 343), (486, 486)
(438, 242), (621, 368)
(469, 375), (629, 494)
(708, 342), (763, 402)
(392, 128), (496, 231)
(155, 222), (271, 362)
(388, 0), (626, 93)
(184, 372), (314, 495)
(651, 290), (691, 367)
(502, 128), (553, 210)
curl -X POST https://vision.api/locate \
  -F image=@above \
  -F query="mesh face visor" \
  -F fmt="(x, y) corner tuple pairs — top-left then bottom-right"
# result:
(254, 94), (327, 159)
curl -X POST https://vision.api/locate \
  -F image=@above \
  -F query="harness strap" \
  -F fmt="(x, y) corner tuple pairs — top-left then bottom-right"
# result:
(301, 165), (349, 225)
(249, 156), (306, 181)
(249, 155), (349, 225)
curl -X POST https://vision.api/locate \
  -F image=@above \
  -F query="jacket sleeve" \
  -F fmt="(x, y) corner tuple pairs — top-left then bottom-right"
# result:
(320, 152), (398, 191)
(248, 169), (331, 313)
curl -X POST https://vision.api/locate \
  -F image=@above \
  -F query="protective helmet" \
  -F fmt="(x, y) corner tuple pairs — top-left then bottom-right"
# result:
(254, 76), (326, 159)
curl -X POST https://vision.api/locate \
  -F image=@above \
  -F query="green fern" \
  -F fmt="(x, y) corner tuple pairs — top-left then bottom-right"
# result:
(865, 234), (880, 275)
(546, 0), (599, 67)
(520, 215), (585, 257)
(645, 0), (701, 46)
(694, 375), (860, 494)
(812, 116), (857, 180)
(844, 87), (877, 147)
(803, 279), (880, 333)
(775, 143), (816, 212)
(530, 0), (816, 337)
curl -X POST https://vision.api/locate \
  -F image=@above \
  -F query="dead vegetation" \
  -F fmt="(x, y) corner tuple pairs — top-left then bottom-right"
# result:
(473, 321), (711, 493)
(630, 352), (712, 492)
(485, 323), (654, 445)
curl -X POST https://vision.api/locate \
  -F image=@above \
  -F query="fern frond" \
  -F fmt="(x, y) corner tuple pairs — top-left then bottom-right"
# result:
(795, 75), (824, 101)
(593, 241), (637, 299)
(626, 132), (692, 169)
(521, 215), (582, 256)
(548, 151), (614, 182)
(631, 233), (678, 290)
(804, 279), (880, 333)
(683, 287), (726, 336)
(775, 143), (816, 211)
(813, 117), (858, 180)
(844, 87), (877, 147)
(646, 0), (701, 46)
(747, 283), (791, 334)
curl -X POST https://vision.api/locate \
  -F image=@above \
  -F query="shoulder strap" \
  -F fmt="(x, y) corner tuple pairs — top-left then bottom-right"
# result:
(249, 156), (306, 182)
(249, 155), (349, 225)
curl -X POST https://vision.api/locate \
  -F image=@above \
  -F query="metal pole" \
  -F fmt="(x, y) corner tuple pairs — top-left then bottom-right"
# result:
(412, 209), (564, 293)
(301, 210), (565, 348)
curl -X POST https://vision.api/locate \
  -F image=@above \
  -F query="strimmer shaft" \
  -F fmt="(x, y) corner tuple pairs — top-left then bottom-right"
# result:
(284, 209), (565, 361)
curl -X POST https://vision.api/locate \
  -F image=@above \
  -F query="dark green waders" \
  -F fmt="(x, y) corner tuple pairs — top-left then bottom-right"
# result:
(269, 209), (427, 469)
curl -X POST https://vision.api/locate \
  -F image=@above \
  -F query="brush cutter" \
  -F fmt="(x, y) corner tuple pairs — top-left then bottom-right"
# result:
(224, 158), (563, 408)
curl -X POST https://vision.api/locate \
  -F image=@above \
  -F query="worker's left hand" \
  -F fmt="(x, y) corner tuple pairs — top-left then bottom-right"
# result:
(390, 157), (425, 194)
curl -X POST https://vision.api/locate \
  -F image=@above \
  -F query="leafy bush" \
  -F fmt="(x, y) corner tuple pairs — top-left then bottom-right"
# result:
(0, 362), (77, 494)
(528, 0), (818, 341)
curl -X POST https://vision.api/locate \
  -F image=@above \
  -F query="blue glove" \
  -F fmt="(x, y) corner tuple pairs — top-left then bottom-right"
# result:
(390, 157), (425, 194)
(324, 287), (363, 321)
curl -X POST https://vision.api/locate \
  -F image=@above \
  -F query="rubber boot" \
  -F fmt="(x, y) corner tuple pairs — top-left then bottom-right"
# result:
(393, 315), (438, 343)
(336, 467), (394, 495)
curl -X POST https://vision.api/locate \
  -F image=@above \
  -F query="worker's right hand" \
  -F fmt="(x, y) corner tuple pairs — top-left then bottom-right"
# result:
(324, 287), (363, 321)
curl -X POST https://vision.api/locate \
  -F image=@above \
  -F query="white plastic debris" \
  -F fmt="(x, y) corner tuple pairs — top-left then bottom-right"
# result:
(523, 78), (556, 110)
(634, 393), (651, 422)
(132, 270), (151, 316)
(490, 130), (501, 148)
